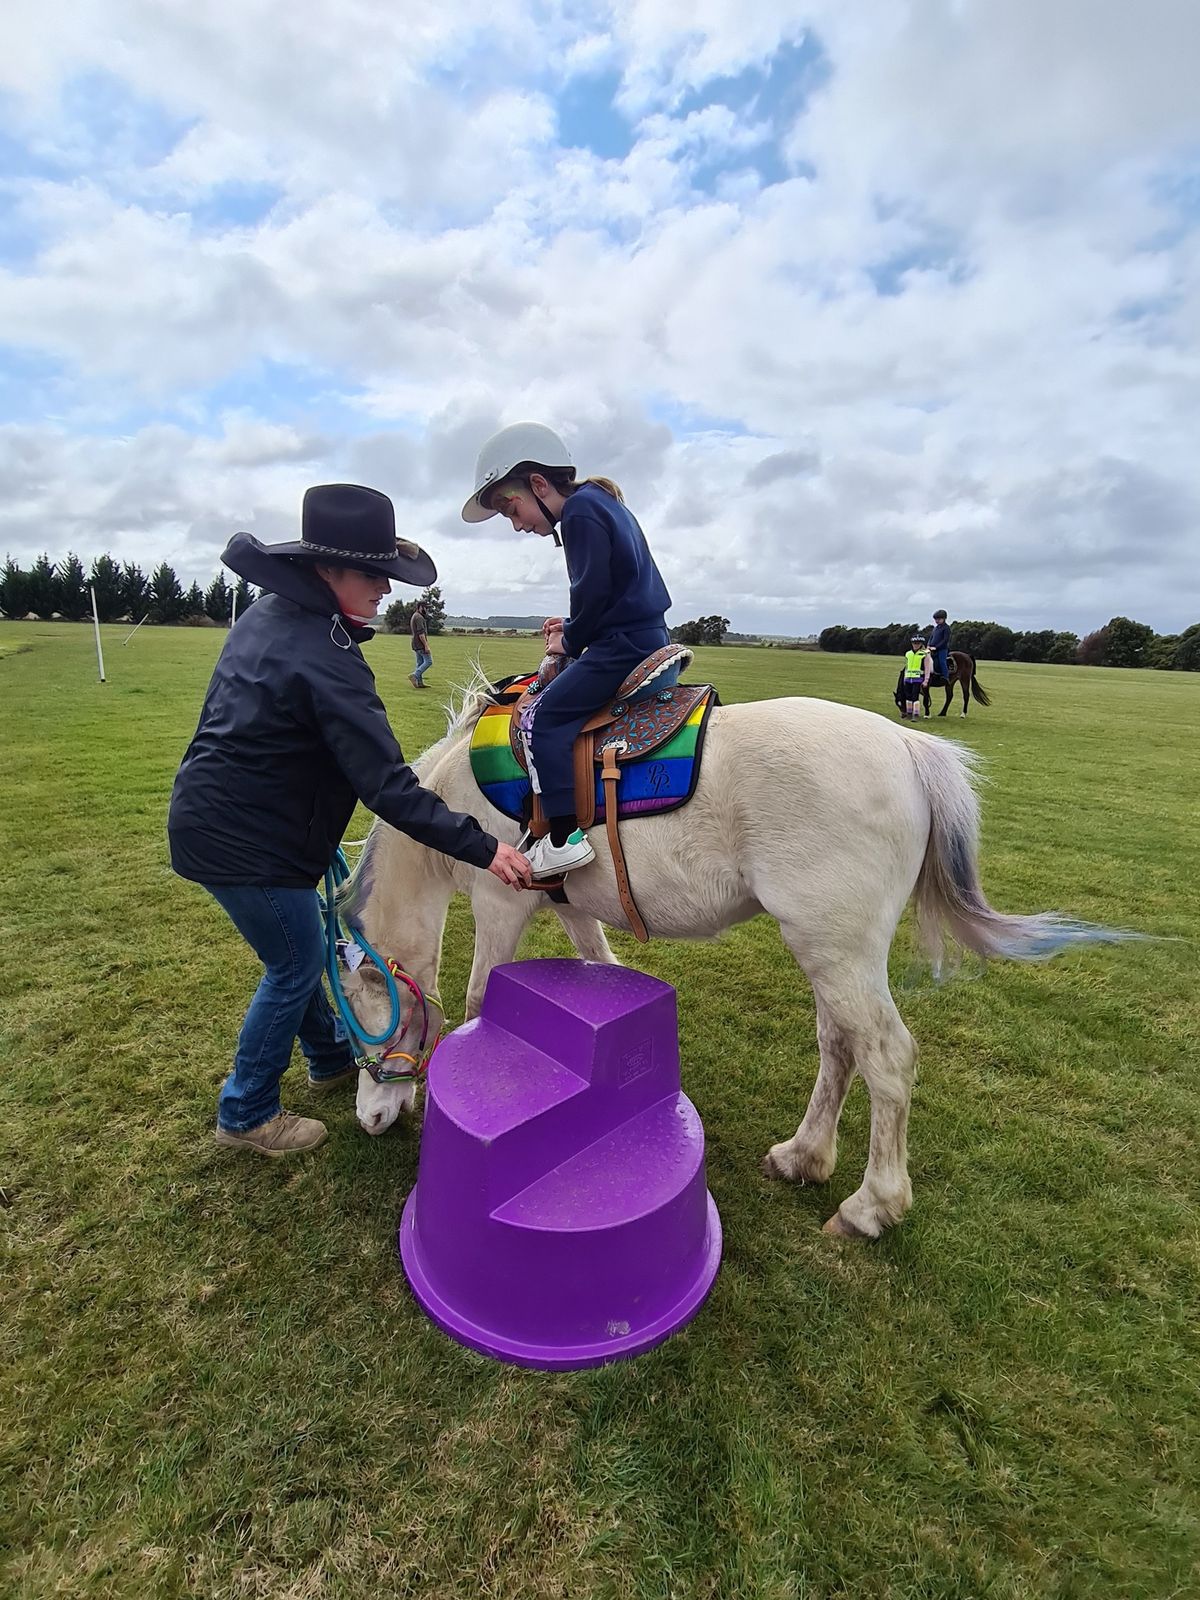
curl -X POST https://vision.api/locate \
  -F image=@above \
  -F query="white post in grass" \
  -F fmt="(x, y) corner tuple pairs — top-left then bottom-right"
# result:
(230, 587), (238, 628)
(90, 585), (106, 683)
(122, 613), (150, 646)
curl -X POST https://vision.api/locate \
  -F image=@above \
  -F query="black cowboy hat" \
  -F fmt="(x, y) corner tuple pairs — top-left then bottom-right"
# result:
(257, 484), (437, 586)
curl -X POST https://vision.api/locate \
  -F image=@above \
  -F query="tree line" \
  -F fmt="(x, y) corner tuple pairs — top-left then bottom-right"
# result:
(0, 553), (257, 625)
(819, 616), (1200, 671)
(5, 553), (1197, 672)
(0, 553), (456, 637)
(670, 615), (730, 645)
(382, 586), (446, 635)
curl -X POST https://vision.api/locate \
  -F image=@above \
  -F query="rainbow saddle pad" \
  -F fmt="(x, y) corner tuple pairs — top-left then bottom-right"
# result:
(470, 671), (718, 824)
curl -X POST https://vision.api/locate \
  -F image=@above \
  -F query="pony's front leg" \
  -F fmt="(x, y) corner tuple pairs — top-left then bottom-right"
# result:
(464, 882), (539, 1019)
(553, 902), (622, 966)
(822, 989), (917, 1239)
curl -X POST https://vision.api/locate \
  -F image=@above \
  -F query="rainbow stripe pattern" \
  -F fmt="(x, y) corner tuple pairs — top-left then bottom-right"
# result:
(470, 675), (716, 823)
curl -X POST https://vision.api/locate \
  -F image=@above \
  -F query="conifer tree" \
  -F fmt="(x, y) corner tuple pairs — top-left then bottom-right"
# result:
(27, 553), (58, 617)
(57, 553), (89, 620)
(121, 562), (151, 620)
(204, 573), (231, 623)
(149, 562), (187, 623)
(90, 555), (124, 621)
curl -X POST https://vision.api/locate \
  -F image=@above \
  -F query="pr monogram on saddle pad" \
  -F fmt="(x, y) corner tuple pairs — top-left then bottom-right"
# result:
(470, 674), (717, 825)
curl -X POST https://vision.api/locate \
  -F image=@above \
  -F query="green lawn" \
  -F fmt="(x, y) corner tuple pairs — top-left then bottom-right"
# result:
(2, 623), (1197, 1599)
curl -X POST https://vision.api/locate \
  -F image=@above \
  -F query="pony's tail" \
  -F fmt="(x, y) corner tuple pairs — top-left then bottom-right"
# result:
(905, 735), (1136, 966)
(970, 669), (991, 706)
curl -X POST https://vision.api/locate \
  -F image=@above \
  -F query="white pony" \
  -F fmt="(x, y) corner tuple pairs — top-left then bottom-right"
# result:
(340, 671), (1120, 1239)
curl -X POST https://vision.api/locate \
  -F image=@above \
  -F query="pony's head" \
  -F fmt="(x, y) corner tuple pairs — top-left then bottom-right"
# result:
(338, 661), (511, 1135)
(342, 960), (444, 1133)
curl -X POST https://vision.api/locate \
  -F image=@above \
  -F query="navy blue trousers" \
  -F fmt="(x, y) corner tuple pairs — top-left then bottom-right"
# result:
(530, 627), (670, 816)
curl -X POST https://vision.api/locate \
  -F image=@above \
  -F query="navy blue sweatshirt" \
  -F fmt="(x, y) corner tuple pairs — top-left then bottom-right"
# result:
(559, 482), (671, 658)
(929, 621), (951, 650)
(168, 536), (497, 887)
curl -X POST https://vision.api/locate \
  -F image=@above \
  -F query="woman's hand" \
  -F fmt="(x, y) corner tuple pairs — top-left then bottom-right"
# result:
(542, 616), (564, 642)
(488, 841), (532, 888)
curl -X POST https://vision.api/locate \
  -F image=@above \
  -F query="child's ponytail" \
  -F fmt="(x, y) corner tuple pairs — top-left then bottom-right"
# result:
(541, 468), (624, 504)
(577, 475), (624, 503)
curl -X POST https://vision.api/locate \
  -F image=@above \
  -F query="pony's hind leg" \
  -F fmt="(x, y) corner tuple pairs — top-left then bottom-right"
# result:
(762, 926), (917, 1237)
(763, 997), (856, 1185)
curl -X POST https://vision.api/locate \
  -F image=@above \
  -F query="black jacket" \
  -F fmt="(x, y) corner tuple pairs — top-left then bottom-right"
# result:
(168, 536), (497, 887)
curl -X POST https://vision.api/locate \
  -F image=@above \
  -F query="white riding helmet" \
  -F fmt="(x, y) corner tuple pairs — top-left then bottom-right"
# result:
(461, 422), (575, 523)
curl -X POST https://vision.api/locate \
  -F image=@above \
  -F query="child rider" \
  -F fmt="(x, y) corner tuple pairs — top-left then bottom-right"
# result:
(462, 423), (672, 879)
(903, 635), (927, 719)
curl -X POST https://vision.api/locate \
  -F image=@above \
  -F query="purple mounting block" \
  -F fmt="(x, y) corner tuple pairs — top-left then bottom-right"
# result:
(399, 960), (722, 1369)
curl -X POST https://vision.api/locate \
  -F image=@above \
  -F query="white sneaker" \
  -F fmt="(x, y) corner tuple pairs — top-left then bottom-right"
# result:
(527, 829), (596, 878)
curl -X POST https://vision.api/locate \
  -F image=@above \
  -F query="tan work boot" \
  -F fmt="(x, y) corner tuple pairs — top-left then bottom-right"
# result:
(215, 1110), (328, 1157)
(307, 1063), (358, 1094)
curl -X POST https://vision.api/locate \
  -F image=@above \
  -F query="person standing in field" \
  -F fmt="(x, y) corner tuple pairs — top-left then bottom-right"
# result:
(168, 484), (531, 1158)
(461, 422), (672, 881)
(926, 609), (951, 684)
(409, 601), (432, 689)
(903, 635), (928, 719)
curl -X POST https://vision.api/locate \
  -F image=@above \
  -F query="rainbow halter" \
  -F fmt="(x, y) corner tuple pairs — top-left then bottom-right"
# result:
(320, 851), (443, 1084)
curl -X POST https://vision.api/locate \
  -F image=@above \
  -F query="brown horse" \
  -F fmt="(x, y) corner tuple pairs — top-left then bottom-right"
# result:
(894, 651), (991, 718)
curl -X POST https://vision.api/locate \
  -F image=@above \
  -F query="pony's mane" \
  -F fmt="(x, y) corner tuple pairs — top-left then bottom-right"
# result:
(337, 659), (505, 923)
(441, 658), (503, 742)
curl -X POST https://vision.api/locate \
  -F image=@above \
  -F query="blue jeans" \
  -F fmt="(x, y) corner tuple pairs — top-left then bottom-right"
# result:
(412, 648), (433, 683)
(529, 627), (669, 815)
(204, 885), (354, 1132)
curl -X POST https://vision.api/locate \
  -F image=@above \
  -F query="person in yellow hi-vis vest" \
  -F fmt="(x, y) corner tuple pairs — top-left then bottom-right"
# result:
(902, 635), (927, 720)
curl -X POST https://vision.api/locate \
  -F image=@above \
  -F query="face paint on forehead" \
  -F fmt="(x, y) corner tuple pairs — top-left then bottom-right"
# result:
(489, 482), (523, 509)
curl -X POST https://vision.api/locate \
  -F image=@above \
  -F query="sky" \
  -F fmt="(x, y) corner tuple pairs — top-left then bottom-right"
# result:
(1, 0), (1198, 636)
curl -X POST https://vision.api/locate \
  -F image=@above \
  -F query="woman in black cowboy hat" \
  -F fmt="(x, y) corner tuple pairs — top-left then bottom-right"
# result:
(168, 484), (531, 1158)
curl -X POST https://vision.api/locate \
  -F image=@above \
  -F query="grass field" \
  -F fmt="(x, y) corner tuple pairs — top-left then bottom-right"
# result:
(2, 622), (1197, 1600)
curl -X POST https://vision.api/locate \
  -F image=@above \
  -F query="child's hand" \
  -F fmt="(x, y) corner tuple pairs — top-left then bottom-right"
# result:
(542, 616), (564, 643)
(545, 629), (566, 656)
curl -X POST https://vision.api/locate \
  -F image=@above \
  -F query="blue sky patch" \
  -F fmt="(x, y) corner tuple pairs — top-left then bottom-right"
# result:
(189, 361), (373, 438)
(676, 36), (828, 133)
(186, 181), (284, 232)
(50, 71), (191, 178)
(646, 394), (750, 440)
(556, 69), (634, 160)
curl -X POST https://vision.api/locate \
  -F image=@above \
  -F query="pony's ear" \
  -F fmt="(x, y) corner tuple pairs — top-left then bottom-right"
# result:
(339, 963), (387, 1000)
(338, 965), (366, 999)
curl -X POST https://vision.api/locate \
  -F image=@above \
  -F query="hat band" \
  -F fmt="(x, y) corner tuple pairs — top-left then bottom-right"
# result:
(299, 538), (417, 561)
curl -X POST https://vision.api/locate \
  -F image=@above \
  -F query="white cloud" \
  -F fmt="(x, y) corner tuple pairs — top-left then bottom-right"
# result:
(1, 0), (1199, 636)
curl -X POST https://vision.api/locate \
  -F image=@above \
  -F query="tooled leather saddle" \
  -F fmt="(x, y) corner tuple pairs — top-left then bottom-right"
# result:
(509, 645), (715, 942)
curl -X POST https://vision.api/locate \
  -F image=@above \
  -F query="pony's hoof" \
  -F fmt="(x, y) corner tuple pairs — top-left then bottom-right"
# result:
(823, 1209), (869, 1240)
(761, 1148), (789, 1180)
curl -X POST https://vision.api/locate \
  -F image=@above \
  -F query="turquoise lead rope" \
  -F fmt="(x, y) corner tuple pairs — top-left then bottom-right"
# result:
(320, 849), (440, 1081)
